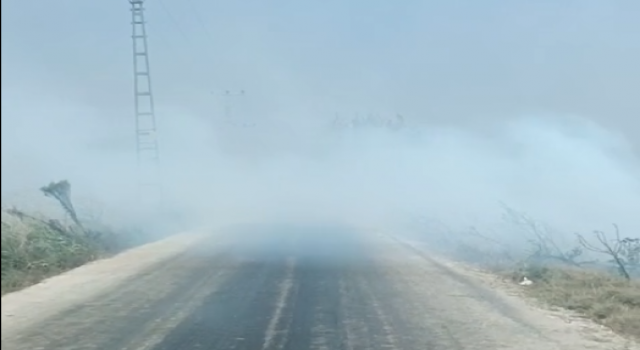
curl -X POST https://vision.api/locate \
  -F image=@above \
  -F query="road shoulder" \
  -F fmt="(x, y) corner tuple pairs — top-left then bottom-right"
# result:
(386, 235), (639, 350)
(1, 231), (208, 337)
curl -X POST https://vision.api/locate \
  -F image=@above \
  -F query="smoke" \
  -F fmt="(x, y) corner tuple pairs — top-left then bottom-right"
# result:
(2, 73), (640, 246)
(2, 0), (639, 247)
(150, 109), (640, 237)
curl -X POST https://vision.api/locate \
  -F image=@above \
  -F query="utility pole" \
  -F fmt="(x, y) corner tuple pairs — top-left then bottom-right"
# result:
(213, 89), (246, 125)
(130, 0), (161, 208)
(222, 89), (245, 119)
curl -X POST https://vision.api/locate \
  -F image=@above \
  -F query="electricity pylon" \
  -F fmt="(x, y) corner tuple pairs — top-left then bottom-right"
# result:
(130, 0), (162, 208)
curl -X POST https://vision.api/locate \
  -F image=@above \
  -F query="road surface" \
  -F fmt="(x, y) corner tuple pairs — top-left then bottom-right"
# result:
(1, 224), (635, 350)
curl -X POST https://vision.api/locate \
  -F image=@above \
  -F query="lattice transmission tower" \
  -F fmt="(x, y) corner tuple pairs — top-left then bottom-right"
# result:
(130, 0), (161, 207)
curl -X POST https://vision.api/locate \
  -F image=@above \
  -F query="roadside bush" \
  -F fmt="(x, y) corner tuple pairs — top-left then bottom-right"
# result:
(1, 180), (148, 295)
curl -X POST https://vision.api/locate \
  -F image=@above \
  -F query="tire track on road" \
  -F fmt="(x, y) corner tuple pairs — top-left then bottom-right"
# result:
(149, 254), (293, 350)
(2, 241), (235, 350)
(261, 256), (296, 350)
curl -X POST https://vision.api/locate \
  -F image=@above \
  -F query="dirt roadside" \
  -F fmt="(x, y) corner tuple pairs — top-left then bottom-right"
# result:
(1, 230), (210, 338)
(379, 234), (640, 350)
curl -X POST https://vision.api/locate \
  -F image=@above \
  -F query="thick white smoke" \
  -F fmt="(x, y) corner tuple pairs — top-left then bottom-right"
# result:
(149, 111), (640, 241)
(3, 78), (639, 254)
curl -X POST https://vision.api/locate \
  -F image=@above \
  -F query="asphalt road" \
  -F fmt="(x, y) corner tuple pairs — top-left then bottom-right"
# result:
(1, 224), (628, 350)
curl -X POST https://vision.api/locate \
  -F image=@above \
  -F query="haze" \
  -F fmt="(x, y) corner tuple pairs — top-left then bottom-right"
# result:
(2, 0), (639, 243)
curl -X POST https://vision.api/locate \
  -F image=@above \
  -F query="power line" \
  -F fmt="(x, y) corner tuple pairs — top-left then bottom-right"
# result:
(155, 0), (218, 65)
(156, 0), (193, 45)
(153, 0), (233, 118)
(184, 0), (217, 46)
(143, 1), (253, 135)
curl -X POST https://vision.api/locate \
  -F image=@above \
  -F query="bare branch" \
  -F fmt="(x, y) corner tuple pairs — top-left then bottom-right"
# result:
(577, 225), (632, 280)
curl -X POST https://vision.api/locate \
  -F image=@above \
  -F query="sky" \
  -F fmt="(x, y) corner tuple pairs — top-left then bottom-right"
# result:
(3, 1), (639, 127)
(1, 0), (639, 238)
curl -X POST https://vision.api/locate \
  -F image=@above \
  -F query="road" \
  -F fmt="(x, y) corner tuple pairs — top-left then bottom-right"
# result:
(1, 224), (634, 350)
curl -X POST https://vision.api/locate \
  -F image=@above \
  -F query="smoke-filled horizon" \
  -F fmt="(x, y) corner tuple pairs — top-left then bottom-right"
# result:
(2, 1), (639, 241)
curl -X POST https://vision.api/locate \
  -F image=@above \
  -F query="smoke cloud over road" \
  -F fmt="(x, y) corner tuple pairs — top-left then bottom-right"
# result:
(2, 0), (639, 244)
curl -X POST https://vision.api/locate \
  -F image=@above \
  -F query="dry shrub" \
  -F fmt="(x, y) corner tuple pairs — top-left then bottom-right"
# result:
(1, 209), (138, 295)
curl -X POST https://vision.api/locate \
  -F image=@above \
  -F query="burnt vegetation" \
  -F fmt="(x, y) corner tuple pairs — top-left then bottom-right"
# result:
(414, 205), (640, 340)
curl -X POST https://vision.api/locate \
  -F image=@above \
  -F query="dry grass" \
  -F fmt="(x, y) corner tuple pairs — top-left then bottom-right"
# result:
(1, 209), (141, 295)
(508, 265), (640, 340)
